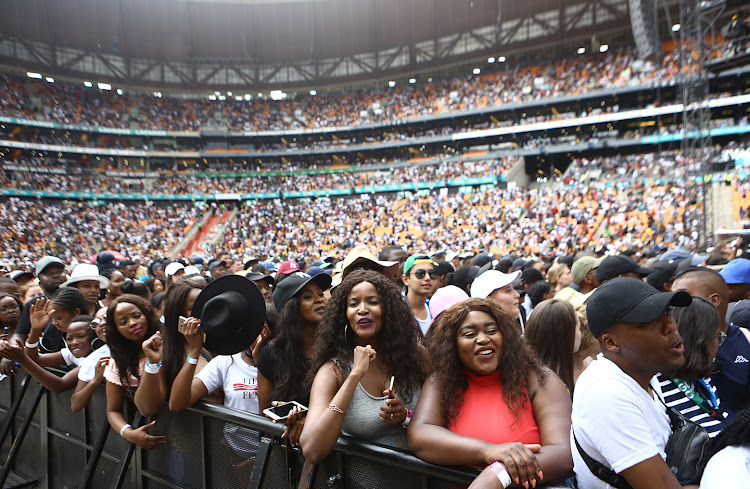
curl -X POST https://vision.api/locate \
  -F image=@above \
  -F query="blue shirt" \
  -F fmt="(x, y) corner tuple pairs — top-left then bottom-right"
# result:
(713, 323), (750, 412)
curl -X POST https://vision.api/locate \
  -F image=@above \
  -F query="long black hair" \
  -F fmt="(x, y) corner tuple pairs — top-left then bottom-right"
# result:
(307, 270), (425, 405)
(265, 294), (311, 402)
(105, 294), (160, 388)
(162, 281), (204, 390)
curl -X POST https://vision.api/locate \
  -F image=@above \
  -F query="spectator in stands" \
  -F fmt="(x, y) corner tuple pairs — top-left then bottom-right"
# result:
(242, 272), (274, 304)
(101, 268), (126, 308)
(23, 289), (89, 362)
(105, 295), (166, 450)
(120, 279), (152, 299)
(431, 260), (454, 293)
(402, 254), (437, 336)
(556, 256), (603, 305)
(672, 268), (750, 412)
(257, 272), (331, 446)
(528, 281), (554, 310)
(0, 314), (94, 393)
(0, 277), (19, 297)
(596, 255), (653, 284)
(144, 276), (165, 294)
(547, 262), (572, 293)
(150, 292), (166, 318)
(301, 270), (425, 470)
(379, 245), (408, 280)
(61, 263), (109, 316)
(71, 307), (111, 411)
(164, 262), (186, 289)
(12, 256), (66, 351)
(119, 260), (138, 280)
(572, 277), (692, 489)
(208, 260), (229, 280)
(646, 260), (679, 292)
(19, 283), (43, 305)
(408, 298), (572, 487)
(520, 268), (544, 318)
(654, 296), (731, 437)
(719, 258), (750, 328)
(448, 265), (480, 296)
(470, 270), (524, 333)
(525, 299), (581, 393)
(573, 305), (598, 384)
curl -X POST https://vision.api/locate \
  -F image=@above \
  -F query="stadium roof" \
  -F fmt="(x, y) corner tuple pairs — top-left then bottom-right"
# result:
(0, 0), (659, 90)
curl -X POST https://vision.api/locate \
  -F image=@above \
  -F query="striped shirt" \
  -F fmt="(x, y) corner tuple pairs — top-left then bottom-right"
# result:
(655, 374), (728, 438)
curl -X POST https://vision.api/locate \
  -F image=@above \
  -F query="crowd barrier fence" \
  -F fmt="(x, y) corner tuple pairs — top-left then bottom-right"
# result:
(0, 369), (480, 489)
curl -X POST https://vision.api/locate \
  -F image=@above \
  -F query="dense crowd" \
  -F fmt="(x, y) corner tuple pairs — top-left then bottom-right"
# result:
(0, 47), (689, 132)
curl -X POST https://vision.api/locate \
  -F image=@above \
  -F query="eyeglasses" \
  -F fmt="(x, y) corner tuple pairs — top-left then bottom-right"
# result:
(715, 331), (727, 346)
(0, 303), (20, 313)
(411, 269), (437, 280)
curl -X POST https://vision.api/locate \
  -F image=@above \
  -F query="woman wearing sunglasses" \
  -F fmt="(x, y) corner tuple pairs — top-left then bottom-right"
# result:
(654, 296), (733, 436)
(71, 307), (111, 411)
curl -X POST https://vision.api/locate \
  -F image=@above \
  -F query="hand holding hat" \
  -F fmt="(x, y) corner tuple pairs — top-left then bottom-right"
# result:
(190, 275), (266, 356)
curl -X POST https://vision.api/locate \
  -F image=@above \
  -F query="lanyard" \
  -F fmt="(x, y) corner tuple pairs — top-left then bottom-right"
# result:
(670, 377), (719, 418)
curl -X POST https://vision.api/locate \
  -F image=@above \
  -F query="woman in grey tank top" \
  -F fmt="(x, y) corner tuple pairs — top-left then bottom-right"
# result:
(300, 270), (426, 474)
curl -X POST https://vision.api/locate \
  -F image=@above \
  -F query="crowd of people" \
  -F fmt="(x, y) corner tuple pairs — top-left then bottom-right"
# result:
(0, 47), (690, 133)
(1, 241), (749, 488)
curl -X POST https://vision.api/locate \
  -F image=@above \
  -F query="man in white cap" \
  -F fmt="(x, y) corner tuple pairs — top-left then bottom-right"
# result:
(61, 263), (109, 316)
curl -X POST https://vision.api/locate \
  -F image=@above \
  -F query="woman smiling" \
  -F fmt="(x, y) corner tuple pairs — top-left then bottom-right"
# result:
(408, 298), (573, 488)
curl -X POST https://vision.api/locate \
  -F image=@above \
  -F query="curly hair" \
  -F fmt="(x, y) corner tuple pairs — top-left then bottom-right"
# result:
(424, 298), (547, 424)
(672, 296), (721, 380)
(105, 294), (160, 388)
(307, 270), (425, 405)
(162, 281), (204, 390)
(525, 299), (577, 390)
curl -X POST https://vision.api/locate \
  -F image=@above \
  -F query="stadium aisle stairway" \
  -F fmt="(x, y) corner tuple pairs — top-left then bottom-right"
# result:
(183, 210), (232, 257)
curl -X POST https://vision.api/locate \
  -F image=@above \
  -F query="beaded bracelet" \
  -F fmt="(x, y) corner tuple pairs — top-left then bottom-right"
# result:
(328, 404), (345, 415)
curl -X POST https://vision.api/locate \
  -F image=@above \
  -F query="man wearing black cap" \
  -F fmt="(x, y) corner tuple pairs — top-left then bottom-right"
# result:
(572, 277), (692, 489)
(596, 255), (653, 284)
(244, 272), (274, 304)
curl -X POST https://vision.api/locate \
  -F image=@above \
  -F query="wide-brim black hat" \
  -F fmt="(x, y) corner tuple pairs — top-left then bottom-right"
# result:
(191, 275), (265, 355)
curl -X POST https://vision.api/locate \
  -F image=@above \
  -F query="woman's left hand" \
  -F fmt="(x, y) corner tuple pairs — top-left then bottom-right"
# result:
(379, 388), (406, 425)
(0, 339), (27, 364)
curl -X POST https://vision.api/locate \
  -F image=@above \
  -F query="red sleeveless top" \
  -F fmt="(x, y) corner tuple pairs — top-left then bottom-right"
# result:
(449, 370), (541, 445)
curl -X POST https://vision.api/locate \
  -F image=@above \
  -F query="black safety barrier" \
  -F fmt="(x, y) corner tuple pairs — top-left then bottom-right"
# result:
(0, 369), (481, 489)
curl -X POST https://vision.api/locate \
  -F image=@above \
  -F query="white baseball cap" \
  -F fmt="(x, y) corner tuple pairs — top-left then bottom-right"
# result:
(164, 262), (186, 277)
(470, 270), (521, 299)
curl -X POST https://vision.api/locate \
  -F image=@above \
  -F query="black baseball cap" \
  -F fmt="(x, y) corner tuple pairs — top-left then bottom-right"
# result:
(272, 271), (332, 313)
(587, 277), (692, 337)
(597, 255), (653, 283)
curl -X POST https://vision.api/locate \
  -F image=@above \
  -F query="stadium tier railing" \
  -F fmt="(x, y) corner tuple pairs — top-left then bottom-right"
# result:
(0, 370), (479, 489)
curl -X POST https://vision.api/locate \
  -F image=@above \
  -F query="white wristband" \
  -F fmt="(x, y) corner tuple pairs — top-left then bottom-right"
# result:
(489, 461), (512, 489)
(186, 356), (199, 365)
(144, 361), (161, 374)
(24, 340), (39, 349)
(120, 424), (132, 437)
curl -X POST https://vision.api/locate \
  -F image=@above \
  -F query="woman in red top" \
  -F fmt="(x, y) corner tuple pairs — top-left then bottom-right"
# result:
(408, 299), (572, 488)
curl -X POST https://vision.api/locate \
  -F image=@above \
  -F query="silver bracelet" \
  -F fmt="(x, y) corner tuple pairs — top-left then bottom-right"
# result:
(120, 424), (132, 437)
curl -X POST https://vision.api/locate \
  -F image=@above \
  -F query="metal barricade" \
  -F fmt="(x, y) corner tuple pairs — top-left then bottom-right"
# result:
(0, 370), (480, 489)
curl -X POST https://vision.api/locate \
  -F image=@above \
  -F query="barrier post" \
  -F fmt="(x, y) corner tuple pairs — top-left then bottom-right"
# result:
(109, 412), (143, 489)
(0, 374), (30, 448)
(77, 414), (110, 489)
(0, 383), (44, 488)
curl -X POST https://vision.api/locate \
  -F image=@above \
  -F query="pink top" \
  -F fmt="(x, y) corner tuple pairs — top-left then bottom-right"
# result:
(105, 357), (146, 388)
(449, 370), (541, 445)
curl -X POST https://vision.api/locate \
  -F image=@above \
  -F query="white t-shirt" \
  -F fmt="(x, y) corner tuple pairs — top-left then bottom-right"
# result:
(571, 355), (672, 489)
(61, 347), (85, 367)
(700, 445), (750, 488)
(196, 353), (260, 459)
(77, 345), (111, 382)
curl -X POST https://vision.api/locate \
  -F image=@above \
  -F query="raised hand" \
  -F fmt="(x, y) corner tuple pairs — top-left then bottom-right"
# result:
(29, 298), (51, 332)
(141, 332), (163, 364)
(351, 344), (377, 380)
(180, 317), (204, 356)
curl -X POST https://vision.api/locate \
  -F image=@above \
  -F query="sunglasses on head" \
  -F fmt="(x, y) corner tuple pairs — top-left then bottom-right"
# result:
(411, 269), (437, 279)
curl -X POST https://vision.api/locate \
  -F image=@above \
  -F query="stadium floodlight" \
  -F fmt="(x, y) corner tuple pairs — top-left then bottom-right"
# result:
(309, 90), (317, 95)
(577, 47), (586, 54)
(599, 44), (609, 53)
(83, 81), (93, 87)
(488, 57), (495, 63)
(218, 95), (226, 100)
(245, 94), (251, 100)
(388, 80), (396, 87)
(214, 91), (221, 95)
(409, 78), (416, 84)
(45, 77), (54, 83)
(117, 89), (123, 95)
(235, 96), (242, 101)
(427, 78), (432, 82)
(26, 72), (42, 79)
(270, 90), (286, 100)
(473, 68), (481, 74)
(498, 56), (506, 62)
(672, 23), (681, 32)
(227, 91), (232, 96)
(209, 95), (216, 100)
(98, 83), (112, 90)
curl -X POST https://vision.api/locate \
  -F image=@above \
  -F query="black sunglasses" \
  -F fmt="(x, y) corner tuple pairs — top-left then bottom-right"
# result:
(411, 269), (437, 280)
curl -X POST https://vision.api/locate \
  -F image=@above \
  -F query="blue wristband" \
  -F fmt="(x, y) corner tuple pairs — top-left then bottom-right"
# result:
(186, 356), (199, 365)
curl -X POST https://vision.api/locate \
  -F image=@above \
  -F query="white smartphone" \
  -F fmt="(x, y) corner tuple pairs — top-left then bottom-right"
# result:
(263, 401), (308, 421)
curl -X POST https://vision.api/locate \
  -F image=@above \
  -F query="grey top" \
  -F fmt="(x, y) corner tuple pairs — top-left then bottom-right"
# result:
(333, 358), (420, 450)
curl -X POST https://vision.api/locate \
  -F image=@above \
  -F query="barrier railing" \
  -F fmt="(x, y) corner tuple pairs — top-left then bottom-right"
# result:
(0, 369), (479, 489)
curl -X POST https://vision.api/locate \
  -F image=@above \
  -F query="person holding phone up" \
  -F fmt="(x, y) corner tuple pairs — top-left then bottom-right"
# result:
(300, 270), (425, 470)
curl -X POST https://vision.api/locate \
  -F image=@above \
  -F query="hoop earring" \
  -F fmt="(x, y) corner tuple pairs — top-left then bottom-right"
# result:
(344, 324), (348, 337)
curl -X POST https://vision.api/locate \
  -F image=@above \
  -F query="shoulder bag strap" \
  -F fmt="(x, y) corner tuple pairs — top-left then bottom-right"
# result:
(572, 430), (634, 489)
